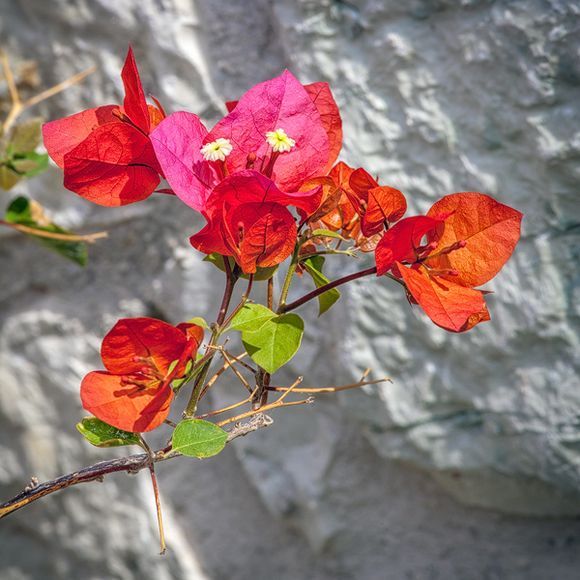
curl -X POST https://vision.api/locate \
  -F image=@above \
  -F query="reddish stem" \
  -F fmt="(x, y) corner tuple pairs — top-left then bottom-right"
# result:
(280, 266), (378, 313)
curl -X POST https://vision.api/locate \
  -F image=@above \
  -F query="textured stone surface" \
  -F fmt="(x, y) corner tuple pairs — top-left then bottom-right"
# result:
(1, 0), (580, 578)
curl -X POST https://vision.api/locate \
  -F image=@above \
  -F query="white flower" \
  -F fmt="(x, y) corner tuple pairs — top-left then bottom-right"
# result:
(200, 138), (233, 162)
(265, 128), (296, 153)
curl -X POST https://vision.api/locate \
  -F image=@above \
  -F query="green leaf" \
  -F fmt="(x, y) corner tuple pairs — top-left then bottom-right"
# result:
(172, 419), (228, 458)
(11, 151), (49, 177)
(241, 313), (304, 374)
(186, 316), (210, 329)
(9, 118), (43, 154)
(0, 165), (21, 190)
(309, 228), (347, 241)
(227, 303), (276, 332)
(302, 256), (341, 316)
(5, 196), (88, 266)
(76, 417), (141, 448)
(203, 253), (277, 281)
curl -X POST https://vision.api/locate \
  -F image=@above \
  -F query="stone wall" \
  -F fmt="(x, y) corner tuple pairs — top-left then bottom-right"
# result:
(1, 1), (579, 578)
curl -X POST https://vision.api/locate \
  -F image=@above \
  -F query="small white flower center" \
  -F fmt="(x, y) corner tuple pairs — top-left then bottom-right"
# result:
(265, 128), (296, 153)
(200, 138), (233, 162)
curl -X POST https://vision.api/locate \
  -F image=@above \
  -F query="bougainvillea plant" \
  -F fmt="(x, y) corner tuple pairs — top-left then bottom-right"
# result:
(0, 50), (106, 264)
(0, 48), (523, 552)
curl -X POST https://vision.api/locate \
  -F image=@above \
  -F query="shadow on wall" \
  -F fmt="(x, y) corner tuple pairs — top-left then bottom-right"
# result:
(0, 0), (580, 578)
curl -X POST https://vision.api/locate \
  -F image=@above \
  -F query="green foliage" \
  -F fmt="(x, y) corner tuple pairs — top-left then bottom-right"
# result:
(186, 316), (210, 329)
(309, 228), (346, 241)
(5, 196), (88, 266)
(0, 118), (48, 191)
(302, 256), (341, 316)
(204, 252), (277, 281)
(227, 303), (304, 373)
(172, 419), (228, 458)
(241, 313), (304, 374)
(227, 303), (276, 332)
(76, 417), (141, 448)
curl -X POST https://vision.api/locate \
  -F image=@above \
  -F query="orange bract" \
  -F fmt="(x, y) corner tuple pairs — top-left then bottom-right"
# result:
(375, 192), (522, 332)
(81, 317), (203, 432)
(426, 192), (523, 287)
(398, 264), (486, 333)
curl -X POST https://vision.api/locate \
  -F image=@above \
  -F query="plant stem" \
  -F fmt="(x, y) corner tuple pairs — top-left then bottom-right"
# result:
(0, 415), (273, 520)
(0, 49), (94, 136)
(183, 258), (238, 417)
(277, 250), (300, 312)
(280, 266), (378, 313)
(0, 220), (108, 243)
(140, 438), (166, 555)
(267, 276), (274, 310)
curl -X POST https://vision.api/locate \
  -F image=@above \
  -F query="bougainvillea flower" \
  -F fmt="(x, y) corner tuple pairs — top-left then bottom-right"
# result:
(150, 111), (218, 211)
(63, 123), (161, 205)
(375, 193), (522, 332)
(425, 192), (522, 287)
(347, 167), (407, 237)
(305, 162), (385, 252)
(224, 76), (342, 179)
(43, 47), (164, 206)
(152, 72), (338, 214)
(189, 170), (322, 273)
(81, 318), (203, 432)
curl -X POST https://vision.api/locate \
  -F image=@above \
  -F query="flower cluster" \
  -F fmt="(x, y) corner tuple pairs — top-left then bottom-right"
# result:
(43, 48), (522, 431)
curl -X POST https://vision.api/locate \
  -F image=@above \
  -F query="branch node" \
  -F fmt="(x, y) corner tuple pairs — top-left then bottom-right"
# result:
(24, 477), (39, 492)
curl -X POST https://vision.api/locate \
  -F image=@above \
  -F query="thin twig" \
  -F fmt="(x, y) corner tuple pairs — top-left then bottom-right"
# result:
(217, 397), (312, 427)
(218, 273), (254, 333)
(184, 262), (238, 417)
(0, 415), (273, 520)
(197, 387), (258, 419)
(23, 66), (95, 110)
(219, 376), (310, 427)
(198, 351), (249, 400)
(0, 220), (108, 243)
(214, 346), (252, 393)
(267, 373), (391, 394)
(2, 57), (95, 135)
(280, 266), (378, 313)
(140, 438), (166, 555)
(1, 49), (20, 106)
(267, 276), (274, 310)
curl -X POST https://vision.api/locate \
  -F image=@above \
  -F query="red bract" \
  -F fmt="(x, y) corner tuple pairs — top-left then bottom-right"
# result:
(43, 47), (164, 206)
(81, 318), (203, 432)
(226, 202), (297, 274)
(375, 193), (522, 332)
(63, 123), (161, 205)
(190, 170), (322, 273)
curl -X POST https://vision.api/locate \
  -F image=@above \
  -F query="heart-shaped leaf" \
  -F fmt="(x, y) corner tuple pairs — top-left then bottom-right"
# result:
(227, 303), (276, 332)
(241, 313), (304, 374)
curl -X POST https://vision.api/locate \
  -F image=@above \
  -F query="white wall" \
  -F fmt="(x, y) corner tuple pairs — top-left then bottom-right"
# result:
(1, 1), (579, 578)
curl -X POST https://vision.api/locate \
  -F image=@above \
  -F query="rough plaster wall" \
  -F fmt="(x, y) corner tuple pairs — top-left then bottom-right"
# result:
(1, 0), (579, 578)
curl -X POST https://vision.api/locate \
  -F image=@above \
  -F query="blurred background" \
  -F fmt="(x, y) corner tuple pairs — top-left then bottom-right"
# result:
(1, 0), (579, 578)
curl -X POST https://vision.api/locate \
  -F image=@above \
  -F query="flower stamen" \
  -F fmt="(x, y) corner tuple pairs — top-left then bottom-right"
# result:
(201, 138), (233, 162)
(265, 128), (296, 153)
